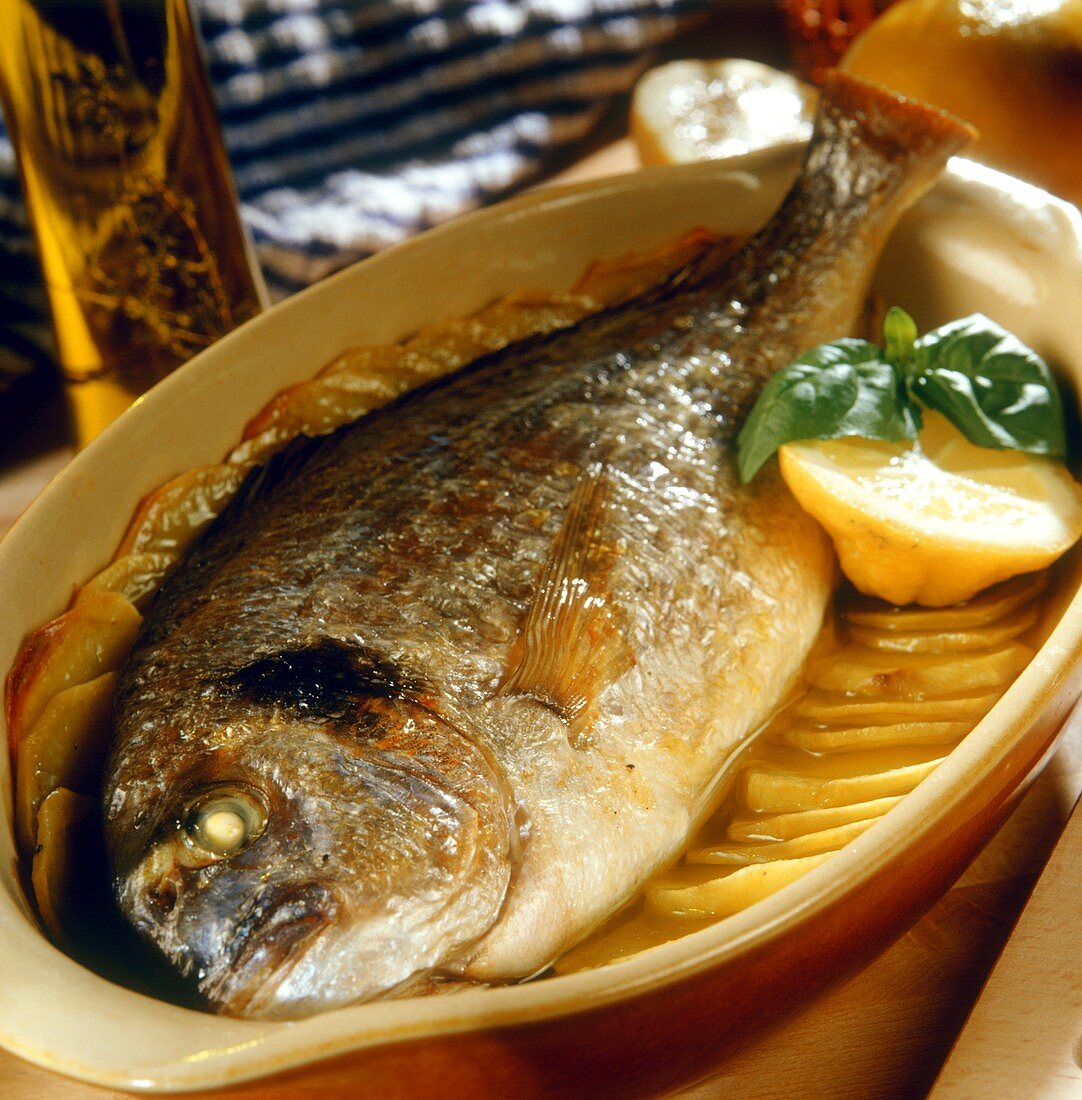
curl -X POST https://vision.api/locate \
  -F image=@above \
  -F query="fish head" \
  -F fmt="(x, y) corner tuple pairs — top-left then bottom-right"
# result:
(105, 672), (515, 1019)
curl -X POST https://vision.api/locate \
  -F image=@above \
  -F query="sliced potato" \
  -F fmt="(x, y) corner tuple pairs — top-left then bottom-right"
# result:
(646, 853), (833, 919)
(782, 719), (971, 752)
(631, 59), (815, 167)
(757, 742), (947, 780)
(227, 426), (292, 467)
(31, 787), (97, 945)
(843, 571), (1046, 631)
(688, 816), (877, 865)
(742, 757), (944, 814)
(239, 370), (413, 443)
(404, 318), (523, 371)
(572, 227), (729, 303)
(453, 290), (597, 341)
(847, 605), (1038, 653)
(16, 672), (116, 858)
(76, 552), (174, 610)
(244, 351), (364, 439)
(804, 642), (1032, 698)
(406, 298), (591, 367)
(245, 376), (387, 441)
(243, 345), (453, 443)
(314, 342), (415, 382)
(727, 795), (904, 841)
(6, 590), (141, 748)
(791, 689), (1003, 725)
(115, 464), (250, 558)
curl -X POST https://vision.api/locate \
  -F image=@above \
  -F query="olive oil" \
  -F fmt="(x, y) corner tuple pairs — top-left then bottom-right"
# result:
(0, 0), (267, 441)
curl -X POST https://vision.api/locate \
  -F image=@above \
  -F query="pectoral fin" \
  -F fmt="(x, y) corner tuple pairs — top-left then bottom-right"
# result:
(499, 463), (633, 739)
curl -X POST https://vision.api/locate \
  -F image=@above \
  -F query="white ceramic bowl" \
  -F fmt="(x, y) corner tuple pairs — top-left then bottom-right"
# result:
(2, 147), (1082, 1096)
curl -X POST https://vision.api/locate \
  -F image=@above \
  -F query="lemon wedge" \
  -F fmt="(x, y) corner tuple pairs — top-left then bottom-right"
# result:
(778, 412), (1082, 606)
(840, 0), (1082, 206)
(630, 59), (815, 166)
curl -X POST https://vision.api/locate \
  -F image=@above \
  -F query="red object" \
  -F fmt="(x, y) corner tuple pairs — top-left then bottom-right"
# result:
(785, 0), (880, 82)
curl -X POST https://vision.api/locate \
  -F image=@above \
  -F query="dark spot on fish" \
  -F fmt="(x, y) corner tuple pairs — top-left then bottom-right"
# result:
(229, 638), (422, 720)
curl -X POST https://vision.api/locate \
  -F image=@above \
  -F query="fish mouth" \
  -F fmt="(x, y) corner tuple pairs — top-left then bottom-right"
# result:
(204, 881), (338, 1018)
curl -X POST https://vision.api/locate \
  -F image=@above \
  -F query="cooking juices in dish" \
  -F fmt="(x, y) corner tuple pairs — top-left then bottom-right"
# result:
(556, 570), (1053, 971)
(7, 75), (983, 1019)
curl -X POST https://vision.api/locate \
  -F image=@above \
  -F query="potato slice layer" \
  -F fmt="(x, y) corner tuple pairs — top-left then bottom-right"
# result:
(31, 787), (97, 946)
(791, 690), (1003, 726)
(804, 642), (1032, 698)
(646, 855), (834, 920)
(76, 552), (174, 610)
(726, 796), (903, 842)
(688, 817), (877, 865)
(16, 673), (116, 859)
(637, 571), (1045, 926)
(782, 720), (970, 752)
(116, 464), (250, 559)
(6, 591), (141, 750)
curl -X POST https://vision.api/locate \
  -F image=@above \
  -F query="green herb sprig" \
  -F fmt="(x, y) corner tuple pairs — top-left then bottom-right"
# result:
(737, 308), (1067, 483)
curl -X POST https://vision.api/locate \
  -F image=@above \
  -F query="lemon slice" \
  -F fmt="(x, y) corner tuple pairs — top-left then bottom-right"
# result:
(778, 412), (1082, 606)
(630, 59), (815, 166)
(840, 0), (1082, 207)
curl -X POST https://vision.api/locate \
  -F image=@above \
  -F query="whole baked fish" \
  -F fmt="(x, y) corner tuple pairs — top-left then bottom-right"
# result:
(104, 74), (972, 1020)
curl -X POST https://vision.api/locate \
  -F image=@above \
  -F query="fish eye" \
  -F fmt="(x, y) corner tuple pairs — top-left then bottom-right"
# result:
(182, 786), (267, 858)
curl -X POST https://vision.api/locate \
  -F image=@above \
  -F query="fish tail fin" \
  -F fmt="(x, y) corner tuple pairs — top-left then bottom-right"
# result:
(770, 71), (976, 266)
(803, 71), (977, 215)
(701, 74), (976, 363)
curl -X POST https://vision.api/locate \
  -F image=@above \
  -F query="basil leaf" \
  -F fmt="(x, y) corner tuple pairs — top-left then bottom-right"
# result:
(912, 314), (1066, 457)
(737, 339), (920, 483)
(884, 305), (918, 365)
(737, 308), (1069, 484)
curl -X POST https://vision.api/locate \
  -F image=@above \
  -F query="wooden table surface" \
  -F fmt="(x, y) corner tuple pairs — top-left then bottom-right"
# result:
(2, 7), (1081, 1098)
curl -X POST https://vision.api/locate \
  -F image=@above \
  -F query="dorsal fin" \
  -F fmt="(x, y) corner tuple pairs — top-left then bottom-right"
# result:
(498, 462), (634, 741)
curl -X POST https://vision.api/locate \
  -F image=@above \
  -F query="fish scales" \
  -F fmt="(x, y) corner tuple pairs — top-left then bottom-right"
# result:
(105, 74), (973, 1019)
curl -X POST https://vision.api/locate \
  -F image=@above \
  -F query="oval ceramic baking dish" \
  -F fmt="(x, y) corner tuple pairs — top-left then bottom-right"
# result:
(1, 147), (1081, 1096)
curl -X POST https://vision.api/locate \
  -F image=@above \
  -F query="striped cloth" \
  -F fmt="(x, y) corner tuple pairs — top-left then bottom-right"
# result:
(0, 0), (711, 382)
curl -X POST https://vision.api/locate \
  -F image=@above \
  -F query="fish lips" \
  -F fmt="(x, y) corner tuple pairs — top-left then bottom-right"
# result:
(202, 880), (340, 1018)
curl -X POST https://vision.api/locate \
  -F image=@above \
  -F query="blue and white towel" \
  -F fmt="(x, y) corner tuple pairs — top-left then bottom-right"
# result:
(0, 0), (711, 381)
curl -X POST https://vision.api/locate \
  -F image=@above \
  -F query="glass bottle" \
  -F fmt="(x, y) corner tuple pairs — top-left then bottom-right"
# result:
(0, 0), (267, 442)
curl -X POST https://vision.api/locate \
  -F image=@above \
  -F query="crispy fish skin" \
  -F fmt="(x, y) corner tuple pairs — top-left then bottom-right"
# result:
(104, 74), (972, 1019)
